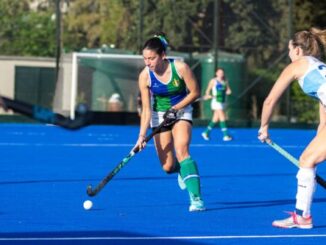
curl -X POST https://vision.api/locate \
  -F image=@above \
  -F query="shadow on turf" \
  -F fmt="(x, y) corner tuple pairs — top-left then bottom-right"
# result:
(0, 231), (209, 245)
(207, 198), (326, 211)
(1, 171), (325, 186)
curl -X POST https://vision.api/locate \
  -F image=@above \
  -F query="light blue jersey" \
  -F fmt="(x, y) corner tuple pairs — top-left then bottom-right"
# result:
(298, 56), (326, 106)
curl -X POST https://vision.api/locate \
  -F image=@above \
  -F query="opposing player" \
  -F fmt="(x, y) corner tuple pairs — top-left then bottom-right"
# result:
(258, 27), (326, 229)
(136, 32), (205, 211)
(201, 68), (232, 141)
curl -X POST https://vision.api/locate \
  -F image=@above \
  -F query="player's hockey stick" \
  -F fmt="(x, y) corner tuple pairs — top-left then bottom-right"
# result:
(86, 117), (171, 197)
(0, 95), (90, 130)
(267, 140), (326, 189)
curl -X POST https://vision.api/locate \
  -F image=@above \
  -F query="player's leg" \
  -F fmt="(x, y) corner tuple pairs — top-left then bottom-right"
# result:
(202, 110), (219, 141)
(153, 129), (185, 189)
(272, 128), (326, 229)
(296, 129), (326, 217)
(153, 129), (179, 173)
(202, 99), (220, 140)
(173, 120), (205, 211)
(217, 109), (232, 141)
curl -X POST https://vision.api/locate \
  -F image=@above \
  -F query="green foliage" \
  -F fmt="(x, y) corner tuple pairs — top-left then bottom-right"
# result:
(63, 0), (210, 53)
(1, 0), (326, 124)
(290, 82), (319, 123)
(0, 0), (56, 56)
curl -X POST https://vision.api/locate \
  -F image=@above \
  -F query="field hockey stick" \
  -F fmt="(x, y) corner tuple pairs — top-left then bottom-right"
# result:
(86, 117), (171, 197)
(193, 95), (211, 103)
(267, 140), (326, 189)
(0, 95), (90, 130)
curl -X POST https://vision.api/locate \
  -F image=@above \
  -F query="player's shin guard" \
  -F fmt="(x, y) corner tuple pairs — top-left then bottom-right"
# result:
(180, 157), (201, 198)
(219, 121), (229, 136)
(295, 167), (316, 218)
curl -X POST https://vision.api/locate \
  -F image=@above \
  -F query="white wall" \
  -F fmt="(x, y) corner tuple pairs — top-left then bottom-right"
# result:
(0, 56), (55, 114)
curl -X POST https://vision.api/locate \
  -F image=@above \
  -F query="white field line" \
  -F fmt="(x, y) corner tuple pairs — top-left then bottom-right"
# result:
(0, 234), (326, 241)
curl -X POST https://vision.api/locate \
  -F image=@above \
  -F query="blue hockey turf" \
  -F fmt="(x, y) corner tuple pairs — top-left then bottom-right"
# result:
(0, 123), (325, 244)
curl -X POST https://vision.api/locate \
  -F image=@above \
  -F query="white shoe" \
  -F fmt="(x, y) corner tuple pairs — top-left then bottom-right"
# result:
(201, 132), (210, 141)
(189, 196), (206, 212)
(272, 211), (313, 229)
(178, 174), (186, 190)
(223, 135), (232, 141)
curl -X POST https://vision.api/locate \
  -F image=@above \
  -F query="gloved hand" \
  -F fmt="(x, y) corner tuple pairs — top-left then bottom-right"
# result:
(163, 108), (178, 126)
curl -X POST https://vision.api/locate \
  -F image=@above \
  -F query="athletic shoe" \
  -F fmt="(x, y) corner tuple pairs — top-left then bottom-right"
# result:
(272, 212), (313, 229)
(177, 174), (186, 190)
(223, 135), (232, 141)
(201, 132), (210, 141)
(189, 195), (206, 212)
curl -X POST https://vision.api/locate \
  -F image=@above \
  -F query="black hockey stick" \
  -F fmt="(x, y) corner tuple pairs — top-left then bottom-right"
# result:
(0, 95), (91, 130)
(267, 140), (326, 189)
(86, 117), (172, 197)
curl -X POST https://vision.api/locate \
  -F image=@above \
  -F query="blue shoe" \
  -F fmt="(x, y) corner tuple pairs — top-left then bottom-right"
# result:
(178, 174), (186, 190)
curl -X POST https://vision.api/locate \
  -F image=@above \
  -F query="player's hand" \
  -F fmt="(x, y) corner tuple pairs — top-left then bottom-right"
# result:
(135, 135), (147, 151)
(258, 126), (270, 143)
(163, 108), (178, 126)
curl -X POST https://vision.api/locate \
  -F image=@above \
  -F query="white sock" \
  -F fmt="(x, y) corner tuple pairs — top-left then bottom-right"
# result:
(295, 167), (316, 217)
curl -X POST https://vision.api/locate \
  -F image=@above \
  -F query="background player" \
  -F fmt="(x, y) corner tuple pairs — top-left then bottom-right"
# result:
(201, 68), (232, 141)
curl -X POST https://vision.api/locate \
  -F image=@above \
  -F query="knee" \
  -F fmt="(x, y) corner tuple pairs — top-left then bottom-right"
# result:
(299, 153), (317, 168)
(174, 145), (189, 161)
(162, 164), (176, 174)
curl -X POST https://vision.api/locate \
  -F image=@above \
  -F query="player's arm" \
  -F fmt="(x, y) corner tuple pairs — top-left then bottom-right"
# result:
(203, 79), (214, 100)
(259, 62), (299, 141)
(173, 60), (200, 110)
(226, 80), (232, 95)
(137, 69), (151, 149)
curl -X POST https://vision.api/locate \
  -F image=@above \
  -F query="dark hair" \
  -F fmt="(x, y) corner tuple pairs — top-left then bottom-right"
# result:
(142, 32), (169, 55)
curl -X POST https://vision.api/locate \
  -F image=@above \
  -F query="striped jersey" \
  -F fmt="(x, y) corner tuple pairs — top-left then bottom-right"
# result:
(212, 79), (227, 103)
(298, 56), (326, 106)
(148, 59), (188, 112)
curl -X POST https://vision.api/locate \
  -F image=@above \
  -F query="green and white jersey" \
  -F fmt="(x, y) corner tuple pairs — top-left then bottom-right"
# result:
(212, 79), (227, 103)
(147, 59), (193, 127)
(148, 59), (188, 112)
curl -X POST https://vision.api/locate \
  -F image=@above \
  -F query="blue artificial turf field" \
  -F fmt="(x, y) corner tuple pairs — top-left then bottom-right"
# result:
(0, 123), (325, 244)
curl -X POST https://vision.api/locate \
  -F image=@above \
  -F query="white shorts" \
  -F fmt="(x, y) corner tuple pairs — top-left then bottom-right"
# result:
(150, 104), (193, 128)
(211, 99), (225, 110)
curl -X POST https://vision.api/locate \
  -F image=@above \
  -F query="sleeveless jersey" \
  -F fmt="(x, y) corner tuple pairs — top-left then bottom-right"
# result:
(148, 59), (188, 112)
(212, 79), (227, 103)
(298, 56), (326, 106)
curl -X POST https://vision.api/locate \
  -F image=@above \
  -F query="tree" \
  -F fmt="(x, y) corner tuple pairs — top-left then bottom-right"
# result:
(0, 0), (56, 57)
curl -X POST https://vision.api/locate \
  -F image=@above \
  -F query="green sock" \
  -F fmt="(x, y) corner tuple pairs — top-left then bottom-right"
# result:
(204, 121), (216, 134)
(219, 121), (229, 136)
(180, 157), (201, 198)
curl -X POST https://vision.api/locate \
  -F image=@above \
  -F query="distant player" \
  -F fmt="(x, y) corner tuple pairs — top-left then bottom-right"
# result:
(259, 27), (326, 229)
(136, 32), (205, 211)
(201, 68), (232, 141)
